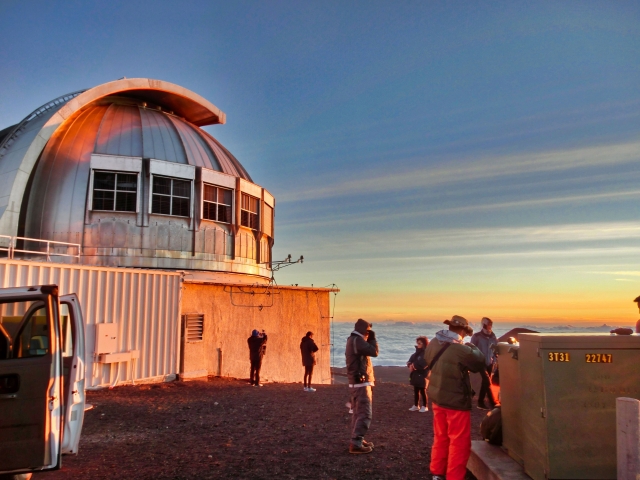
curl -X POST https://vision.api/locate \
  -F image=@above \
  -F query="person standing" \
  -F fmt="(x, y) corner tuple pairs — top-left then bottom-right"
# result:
(300, 331), (319, 392)
(407, 336), (429, 412)
(426, 315), (485, 480)
(345, 318), (378, 454)
(470, 317), (498, 409)
(247, 329), (268, 387)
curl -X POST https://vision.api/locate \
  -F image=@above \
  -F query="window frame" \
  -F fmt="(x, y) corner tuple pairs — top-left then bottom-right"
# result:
(150, 175), (193, 218)
(202, 183), (233, 224)
(240, 193), (260, 231)
(90, 171), (140, 213)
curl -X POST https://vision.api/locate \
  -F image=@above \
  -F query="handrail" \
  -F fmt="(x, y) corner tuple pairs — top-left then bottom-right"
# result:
(0, 89), (86, 161)
(0, 235), (81, 262)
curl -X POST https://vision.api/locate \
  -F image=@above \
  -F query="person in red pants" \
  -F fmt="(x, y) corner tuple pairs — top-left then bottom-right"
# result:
(425, 315), (485, 480)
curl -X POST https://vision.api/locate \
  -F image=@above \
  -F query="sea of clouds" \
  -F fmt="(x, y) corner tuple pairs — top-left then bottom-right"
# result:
(329, 321), (634, 367)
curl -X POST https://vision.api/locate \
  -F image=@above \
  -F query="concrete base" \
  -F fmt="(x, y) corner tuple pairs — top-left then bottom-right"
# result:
(179, 370), (209, 380)
(467, 441), (531, 480)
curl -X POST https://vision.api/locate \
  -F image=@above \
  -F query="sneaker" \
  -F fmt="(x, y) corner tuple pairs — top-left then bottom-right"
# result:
(419, 406), (428, 413)
(346, 402), (353, 414)
(303, 387), (309, 391)
(362, 440), (374, 449)
(257, 384), (264, 387)
(349, 444), (373, 454)
(409, 405), (419, 411)
(307, 387), (316, 392)
(431, 476), (445, 480)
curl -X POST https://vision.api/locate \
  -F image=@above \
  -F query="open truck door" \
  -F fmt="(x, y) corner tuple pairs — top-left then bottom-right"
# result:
(60, 294), (85, 455)
(0, 286), (63, 476)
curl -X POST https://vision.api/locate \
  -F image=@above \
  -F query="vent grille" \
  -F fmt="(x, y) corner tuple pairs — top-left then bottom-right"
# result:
(183, 314), (204, 342)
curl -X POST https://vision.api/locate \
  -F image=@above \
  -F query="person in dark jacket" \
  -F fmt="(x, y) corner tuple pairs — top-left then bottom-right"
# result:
(247, 329), (268, 387)
(470, 317), (498, 409)
(345, 318), (378, 455)
(426, 315), (485, 480)
(300, 331), (319, 392)
(407, 336), (429, 412)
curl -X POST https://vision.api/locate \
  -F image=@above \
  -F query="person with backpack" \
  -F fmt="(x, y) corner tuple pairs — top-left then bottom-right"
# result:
(300, 331), (319, 392)
(470, 317), (498, 409)
(426, 315), (485, 480)
(406, 336), (429, 412)
(345, 318), (379, 454)
(247, 329), (268, 387)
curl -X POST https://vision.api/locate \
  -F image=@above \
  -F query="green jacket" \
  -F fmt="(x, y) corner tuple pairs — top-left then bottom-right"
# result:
(425, 332), (485, 411)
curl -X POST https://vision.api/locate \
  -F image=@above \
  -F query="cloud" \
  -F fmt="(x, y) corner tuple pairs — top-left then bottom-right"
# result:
(278, 141), (640, 202)
(278, 188), (640, 228)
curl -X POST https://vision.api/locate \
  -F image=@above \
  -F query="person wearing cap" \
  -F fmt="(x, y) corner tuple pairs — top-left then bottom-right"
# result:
(470, 317), (498, 409)
(345, 318), (379, 454)
(426, 315), (485, 480)
(300, 331), (319, 392)
(247, 329), (268, 387)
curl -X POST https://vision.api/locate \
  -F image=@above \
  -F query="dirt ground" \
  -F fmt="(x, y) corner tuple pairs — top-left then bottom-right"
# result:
(36, 376), (485, 480)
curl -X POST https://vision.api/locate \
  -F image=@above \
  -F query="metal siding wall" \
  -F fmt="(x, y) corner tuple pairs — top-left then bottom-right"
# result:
(0, 260), (181, 388)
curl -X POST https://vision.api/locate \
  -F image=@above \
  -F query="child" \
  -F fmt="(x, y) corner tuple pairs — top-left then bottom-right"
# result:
(407, 336), (429, 412)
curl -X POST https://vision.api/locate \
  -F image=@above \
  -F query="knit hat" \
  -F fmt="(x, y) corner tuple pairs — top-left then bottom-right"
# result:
(251, 329), (260, 337)
(443, 315), (473, 336)
(354, 318), (371, 334)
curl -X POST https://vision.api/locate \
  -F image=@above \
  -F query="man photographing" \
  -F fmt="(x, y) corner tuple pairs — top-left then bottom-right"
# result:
(345, 318), (378, 454)
(426, 315), (485, 480)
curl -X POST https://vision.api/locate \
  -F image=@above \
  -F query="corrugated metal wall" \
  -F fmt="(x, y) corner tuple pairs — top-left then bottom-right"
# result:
(0, 260), (182, 388)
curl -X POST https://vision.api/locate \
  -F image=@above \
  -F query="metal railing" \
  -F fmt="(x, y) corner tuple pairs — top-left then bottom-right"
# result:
(0, 235), (81, 262)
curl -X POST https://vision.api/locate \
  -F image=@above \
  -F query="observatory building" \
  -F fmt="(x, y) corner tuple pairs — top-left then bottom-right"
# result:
(0, 79), (335, 387)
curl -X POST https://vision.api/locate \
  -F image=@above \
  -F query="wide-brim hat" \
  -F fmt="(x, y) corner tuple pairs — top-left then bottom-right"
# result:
(444, 315), (473, 335)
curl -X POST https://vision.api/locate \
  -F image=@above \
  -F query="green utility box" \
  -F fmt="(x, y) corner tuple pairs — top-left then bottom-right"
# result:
(499, 333), (640, 480)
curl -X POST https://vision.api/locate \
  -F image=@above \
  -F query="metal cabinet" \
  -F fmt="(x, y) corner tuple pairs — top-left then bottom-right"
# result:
(499, 333), (640, 480)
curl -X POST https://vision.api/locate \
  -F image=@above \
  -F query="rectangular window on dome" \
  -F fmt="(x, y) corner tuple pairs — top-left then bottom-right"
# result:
(203, 184), (232, 223)
(152, 176), (191, 217)
(240, 193), (259, 230)
(92, 171), (137, 212)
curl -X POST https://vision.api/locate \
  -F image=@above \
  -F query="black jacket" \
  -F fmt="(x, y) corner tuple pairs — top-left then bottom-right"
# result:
(407, 346), (428, 388)
(248, 334), (268, 361)
(300, 336), (319, 367)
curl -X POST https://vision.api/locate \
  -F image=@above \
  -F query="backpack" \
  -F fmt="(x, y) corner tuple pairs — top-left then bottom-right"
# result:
(480, 407), (502, 446)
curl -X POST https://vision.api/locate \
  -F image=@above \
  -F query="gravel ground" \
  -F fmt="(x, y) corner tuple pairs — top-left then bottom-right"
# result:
(35, 377), (484, 479)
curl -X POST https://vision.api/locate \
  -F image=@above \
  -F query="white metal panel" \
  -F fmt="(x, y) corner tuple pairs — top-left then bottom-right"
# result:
(263, 189), (275, 208)
(239, 178), (262, 198)
(0, 259), (181, 388)
(90, 154), (143, 172)
(149, 159), (195, 180)
(201, 167), (236, 189)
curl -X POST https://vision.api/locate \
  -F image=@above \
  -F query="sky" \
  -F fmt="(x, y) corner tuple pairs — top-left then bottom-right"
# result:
(1, 1), (639, 324)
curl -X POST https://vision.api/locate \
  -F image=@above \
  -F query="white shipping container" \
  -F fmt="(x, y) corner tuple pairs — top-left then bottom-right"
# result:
(0, 259), (182, 388)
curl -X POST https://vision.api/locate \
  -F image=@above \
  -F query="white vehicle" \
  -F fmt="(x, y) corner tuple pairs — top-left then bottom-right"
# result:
(0, 285), (86, 479)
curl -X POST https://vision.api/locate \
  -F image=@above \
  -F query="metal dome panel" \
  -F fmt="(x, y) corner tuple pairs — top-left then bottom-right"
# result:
(139, 107), (187, 164)
(94, 104), (143, 157)
(168, 115), (222, 171)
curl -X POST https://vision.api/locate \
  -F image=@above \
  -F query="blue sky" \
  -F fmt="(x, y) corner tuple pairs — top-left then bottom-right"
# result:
(1, 1), (640, 323)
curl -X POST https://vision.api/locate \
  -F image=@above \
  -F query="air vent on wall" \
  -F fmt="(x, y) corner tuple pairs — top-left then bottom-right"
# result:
(182, 314), (204, 342)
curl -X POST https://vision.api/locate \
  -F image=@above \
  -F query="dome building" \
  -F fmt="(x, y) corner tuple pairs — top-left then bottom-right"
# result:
(0, 79), (335, 388)
(0, 78), (273, 279)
